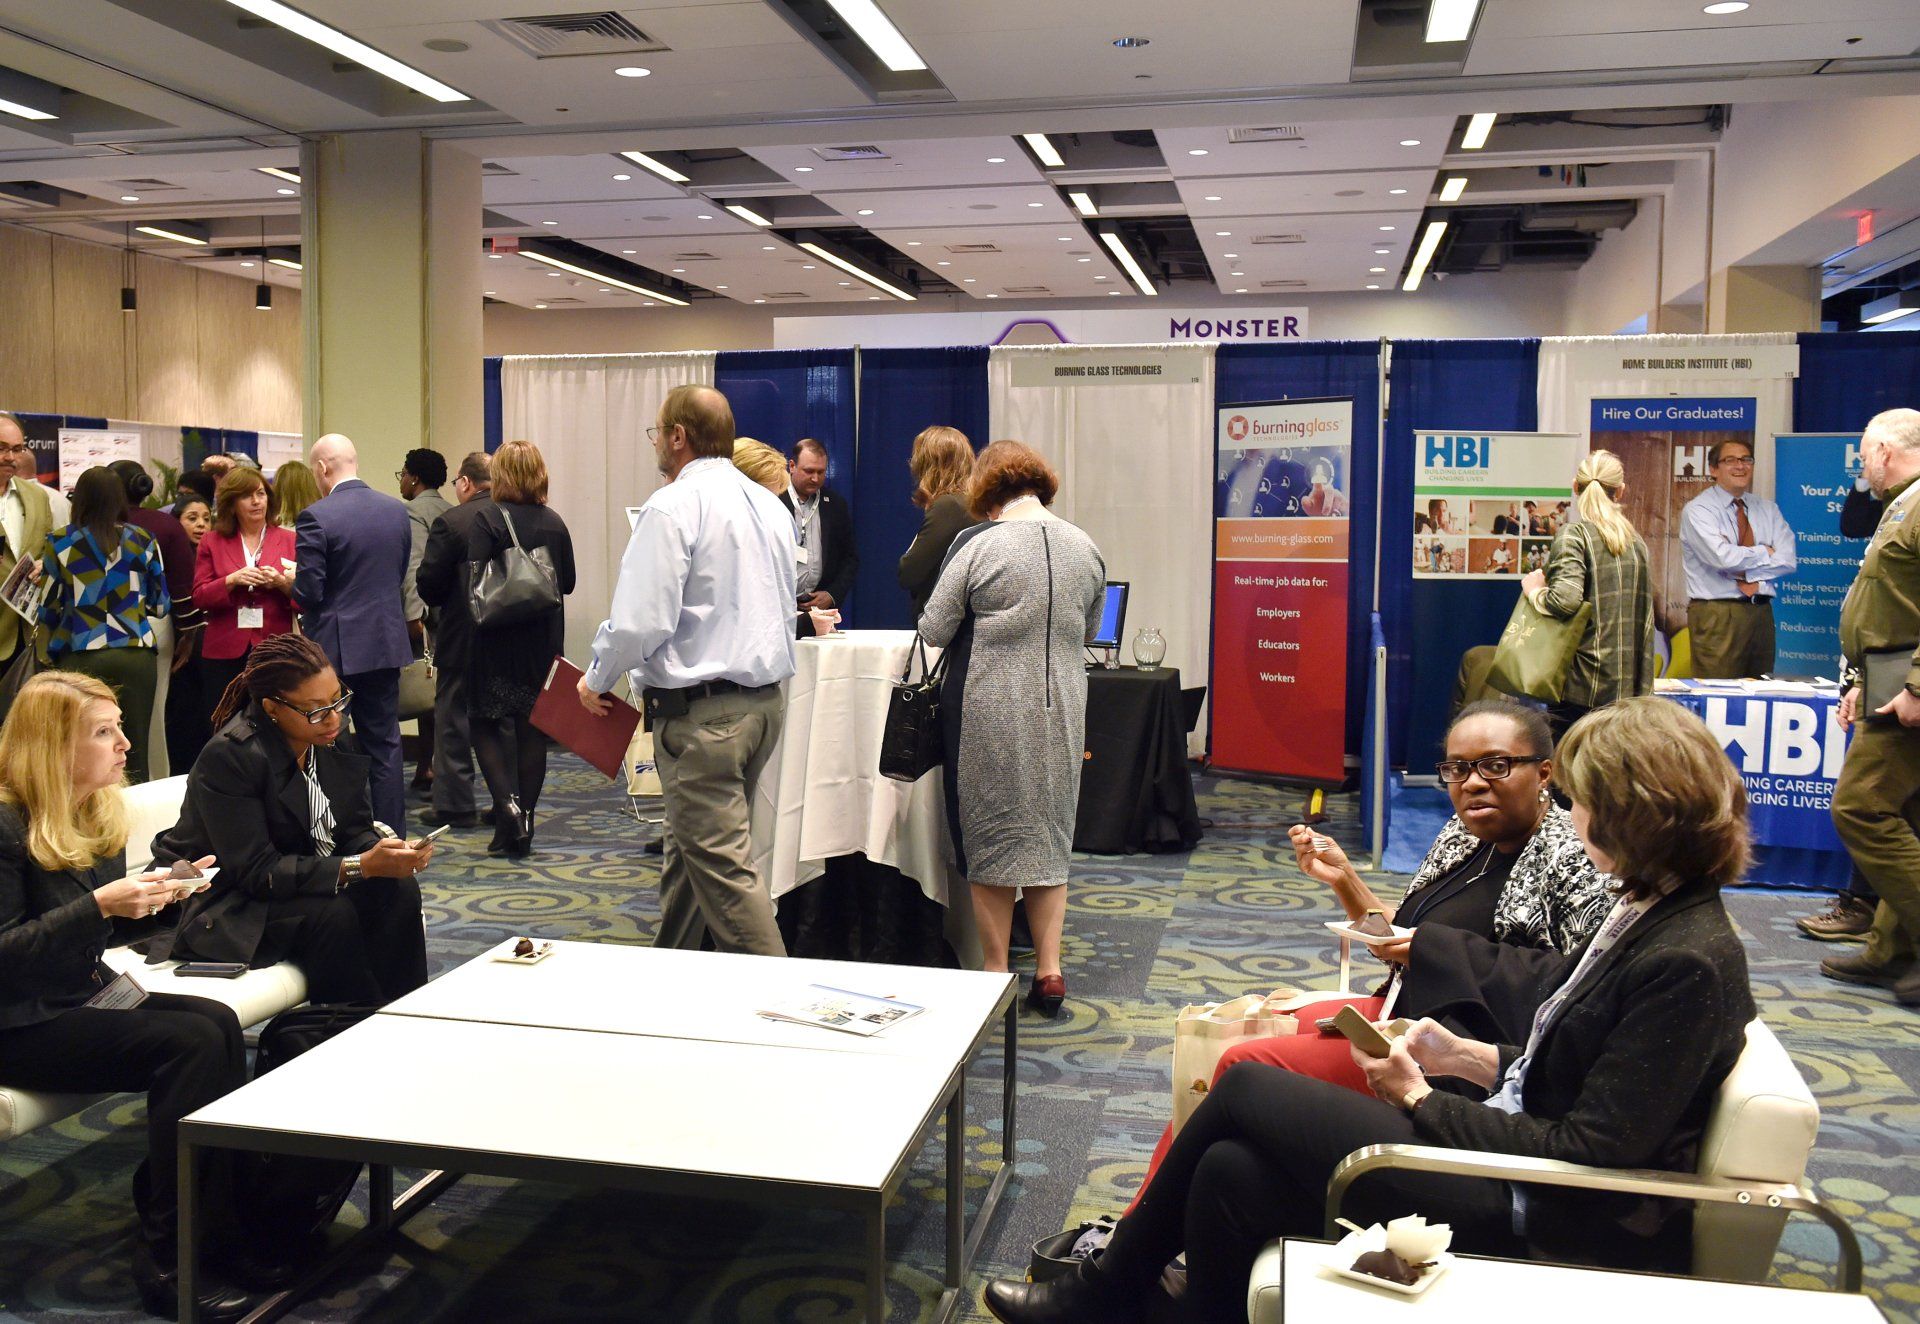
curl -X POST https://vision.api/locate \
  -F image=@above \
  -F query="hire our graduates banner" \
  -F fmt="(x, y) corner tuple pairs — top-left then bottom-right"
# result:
(1210, 396), (1351, 782)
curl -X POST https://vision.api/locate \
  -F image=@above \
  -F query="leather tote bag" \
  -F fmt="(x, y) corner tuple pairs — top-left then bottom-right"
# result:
(0, 627), (46, 726)
(879, 636), (949, 783)
(468, 507), (560, 630)
(1487, 594), (1593, 705)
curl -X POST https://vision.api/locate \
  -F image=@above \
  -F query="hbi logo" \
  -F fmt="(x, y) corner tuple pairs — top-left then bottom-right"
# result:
(1425, 435), (1492, 468)
(1673, 443), (1709, 480)
(1846, 441), (1862, 476)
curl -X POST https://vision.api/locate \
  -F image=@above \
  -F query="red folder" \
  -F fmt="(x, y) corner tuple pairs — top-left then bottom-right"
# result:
(529, 657), (641, 780)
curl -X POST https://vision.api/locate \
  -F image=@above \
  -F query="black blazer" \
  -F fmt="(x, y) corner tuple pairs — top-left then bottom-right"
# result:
(899, 494), (980, 620)
(415, 495), (492, 673)
(1411, 877), (1755, 1271)
(149, 704), (381, 966)
(0, 803), (142, 1030)
(781, 486), (858, 607)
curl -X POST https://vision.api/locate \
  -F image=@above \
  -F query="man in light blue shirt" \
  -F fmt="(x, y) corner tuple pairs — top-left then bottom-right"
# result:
(1679, 438), (1796, 678)
(578, 385), (797, 955)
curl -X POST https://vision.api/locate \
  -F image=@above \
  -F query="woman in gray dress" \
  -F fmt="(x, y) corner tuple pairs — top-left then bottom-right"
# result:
(920, 441), (1106, 1016)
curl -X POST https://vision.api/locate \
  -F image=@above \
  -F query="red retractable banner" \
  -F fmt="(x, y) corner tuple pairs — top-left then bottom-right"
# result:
(1210, 397), (1352, 782)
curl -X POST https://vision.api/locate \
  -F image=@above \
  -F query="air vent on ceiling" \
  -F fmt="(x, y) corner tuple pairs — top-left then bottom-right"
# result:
(541, 297), (587, 305)
(761, 291), (811, 300)
(486, 12), (665, 58)
(809, 145), (890, 162)
(480, 162), (519, 177)
(1260, 278), (1309, 289)
(109, 178), (185, 191)
(1251, 233), (1306, 245)
(1227, 126), (1306, 143)
(1004, 286), (1050, 295)
(945, 243), (1001, 254)
(672, 252), (721, 262)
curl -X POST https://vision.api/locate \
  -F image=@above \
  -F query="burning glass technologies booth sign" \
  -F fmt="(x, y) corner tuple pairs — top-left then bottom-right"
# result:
(1211, 397), (1352, 781)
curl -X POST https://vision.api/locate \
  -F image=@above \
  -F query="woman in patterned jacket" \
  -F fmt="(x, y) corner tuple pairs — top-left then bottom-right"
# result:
(1124, 698), (1611, 1209)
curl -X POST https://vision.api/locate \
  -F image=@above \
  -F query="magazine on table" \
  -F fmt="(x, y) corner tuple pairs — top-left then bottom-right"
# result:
(757, 984), (925, 1036)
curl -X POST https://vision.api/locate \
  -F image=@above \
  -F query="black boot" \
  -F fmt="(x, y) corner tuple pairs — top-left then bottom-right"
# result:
(132, 1242), (257, 1324)
(982, 1260), (1138, 1324)
(486, 798), (528, 857)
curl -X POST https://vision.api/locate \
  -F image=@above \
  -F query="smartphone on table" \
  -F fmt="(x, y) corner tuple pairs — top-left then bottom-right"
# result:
(176, 962), (248, 979)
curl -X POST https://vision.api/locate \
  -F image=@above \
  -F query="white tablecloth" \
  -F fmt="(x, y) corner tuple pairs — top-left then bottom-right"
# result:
(750, 630), (960, 909)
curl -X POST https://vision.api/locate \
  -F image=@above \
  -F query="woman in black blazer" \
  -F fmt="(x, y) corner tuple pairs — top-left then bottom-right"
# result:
(897, 425), (979, 620)
(0, 672), (257, 1320)
(985, 698), (1756, 1324)
(151, 633), (432, 1004)
(463, 441), (575, 858)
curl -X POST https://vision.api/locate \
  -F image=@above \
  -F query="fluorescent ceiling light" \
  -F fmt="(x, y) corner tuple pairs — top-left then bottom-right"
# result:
(1425, 0), (1481, 42)
(0, 96), (55, 121)
(1022, 133), (1065, 169)
(520, 248), (688, 306)
(725, 203), (772, 227)
(618, 150), (689, 184)
(1860, 290), (1920, 324)
(797, 240), (915, 301)
(1703, 2), (1748, 12)
(135, 223), (207, 246)
(1402, 220), (1447, 292)
(1068, 190), (1098, 217)
(1461, 112), (1496, 150)
(257, 166), (301, 184)
(219, 0), (469, 102)
(823, 0), (928, 72)
(614, 66), (650, 77)
(1438, 175), (1467, 202)
(268, 256), (304, 270)
(1099, 229), (1158, 297)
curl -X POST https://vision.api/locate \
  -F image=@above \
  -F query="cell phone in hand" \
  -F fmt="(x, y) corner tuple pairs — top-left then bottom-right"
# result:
(1331, 1003), (1394, 1059)
(410, 824), (452, 850)
(176, 962), (248, 979)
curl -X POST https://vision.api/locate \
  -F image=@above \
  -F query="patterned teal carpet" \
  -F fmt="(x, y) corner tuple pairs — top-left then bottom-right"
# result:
(0, 758), (1914, 1322)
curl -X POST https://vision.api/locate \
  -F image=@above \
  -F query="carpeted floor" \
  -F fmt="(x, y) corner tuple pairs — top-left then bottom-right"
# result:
(1, 758), (1914, 1322)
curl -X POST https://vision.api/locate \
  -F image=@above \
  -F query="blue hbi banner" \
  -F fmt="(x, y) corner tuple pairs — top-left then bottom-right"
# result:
(1772, 433), (1860, 678)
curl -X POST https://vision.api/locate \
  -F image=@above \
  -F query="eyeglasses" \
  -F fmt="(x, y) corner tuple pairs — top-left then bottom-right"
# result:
(0, 444), (29, 457)
(1436, 755), (1546, 783)
(393, 470), (407, 482)
(1715, 455), (1754, 467)
(270, 690), (353, 725)
(645, 425), (663, 442)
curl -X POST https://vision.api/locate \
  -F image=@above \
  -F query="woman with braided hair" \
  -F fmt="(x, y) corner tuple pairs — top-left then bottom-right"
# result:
(148, 632), (432, 1003)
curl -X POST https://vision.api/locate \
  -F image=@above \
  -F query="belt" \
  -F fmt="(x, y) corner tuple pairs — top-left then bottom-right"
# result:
(1692, 596), (1772, 607)
(646, 678), (778, 703)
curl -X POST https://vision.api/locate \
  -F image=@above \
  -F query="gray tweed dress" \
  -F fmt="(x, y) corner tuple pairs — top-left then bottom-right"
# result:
(918, 514), (1107, 889)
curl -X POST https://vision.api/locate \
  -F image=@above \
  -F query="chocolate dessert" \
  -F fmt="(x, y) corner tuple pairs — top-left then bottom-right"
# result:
(168, 859), (203, 880)
(513, 938), (535, 958)
(1351, 1248), (1421, 1286)
(1354, 909), (1395, 938)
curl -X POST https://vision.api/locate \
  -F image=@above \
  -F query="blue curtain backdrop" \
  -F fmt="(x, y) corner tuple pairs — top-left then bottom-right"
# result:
(483, 356), (503, 453)
(714, 349), (857, 478)
(1384, 339), (1541, 769)
(1794, 330), (1920, 430)
(849, 347), (990, 630)
(220, 429), (259, 461)
(1216, 342), (1383, 764)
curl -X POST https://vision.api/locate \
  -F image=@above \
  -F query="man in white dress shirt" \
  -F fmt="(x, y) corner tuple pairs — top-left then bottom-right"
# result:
(578, 385), (797, 956)
(1680, 438), (1796, 678)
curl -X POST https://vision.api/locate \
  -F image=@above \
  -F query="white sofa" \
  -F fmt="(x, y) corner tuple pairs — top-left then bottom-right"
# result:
(0, 776), (308, 1143)
(1248, 1018), (1856, 1321)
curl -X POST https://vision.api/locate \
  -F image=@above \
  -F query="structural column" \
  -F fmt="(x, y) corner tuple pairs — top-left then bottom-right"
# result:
(1708, 264), (1822, 334)
(300, 132), (481, 479)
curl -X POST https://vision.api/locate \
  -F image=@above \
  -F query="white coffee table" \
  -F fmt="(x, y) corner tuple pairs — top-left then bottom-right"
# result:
(1276, 1239), (1887, 1322)
(179, 944), (1018, 1324)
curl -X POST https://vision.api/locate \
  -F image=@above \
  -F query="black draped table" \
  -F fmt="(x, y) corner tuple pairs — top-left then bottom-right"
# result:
(1074, 665), (1204, 854)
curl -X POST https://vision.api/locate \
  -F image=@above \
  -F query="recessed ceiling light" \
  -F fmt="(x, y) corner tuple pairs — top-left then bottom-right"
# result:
(276, 187), (297, 195)
(1399, 139), (1422, 147)
(1439, 176), (1467, 202)
(240, 260), (255, 268)
(1022, 133), (1065, 168)
(795, 166), (813, 172)
(542, 220), (558, 226)
(1460, 112), (1496, 150)
(839, 281), (853, 286)
(1224, 253), (1238, 259)
(802, 263), (816, 269)
(535, 303), (547, 308)
(1389, 188), (1408, 195)
(754, 298), (766, 304)
(1375, 248), (1390, 254)
(1366, 284), (1380, 290)
(1188, 149), (1209, 156)
(120, 195), (139, 202)
(1703, 1), (1748, 12)
(614, 66), (650, 77)
(727, 203), (773, 227)
(857, 209), (875, 216)
(697, 214), (714, 220)
(1379, 225), (1396, 231)
(1108, 290), (1122, 296)
(622, 249), (637, 254)
(257, 166), (301, 184)
(872, 295), (884, 300)
(1230, 271), (1243, 277)
(1215, 231), (1231, 236)
(1027, 201), (1044, 208)
(716, 285), (728, 290)
(1425, 0), (1481, 42)
(219, 0), (469, 101)
(936, 261), (950, 266)
(907, 241), (922, 247)
(547, 272), (559, 277)
(620, 149), (690, 184)
(484, 290), (494, 295)
(599, 287), (610, 293)
(1095, 275), (1109, 281)
(1370, 266), (1386, 273)
(1057, 236), (1073, 241)
(613, 173), (632, 181)
(821, 0), (928, 71)
(987, 156), (1006, 164)
(1077, 256), (1091, 262)
(1204, 195), (1222, 202)
(963, 277), (976, 283)
(672, 267), (685, 273)
(1235, 288), (1247, 293)
(761, 244), (776, 251)
(489, 252), (503, 259)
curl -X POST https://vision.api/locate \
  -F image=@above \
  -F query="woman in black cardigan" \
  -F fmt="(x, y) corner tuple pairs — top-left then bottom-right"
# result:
(985, 697), (1756, 1324)
(0, 672), (257, 1320)
(896, 425), (979, 620)
(151, 633), (432, 1003)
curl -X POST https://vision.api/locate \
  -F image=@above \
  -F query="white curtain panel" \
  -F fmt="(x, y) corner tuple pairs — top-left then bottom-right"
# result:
(501, 351), (715, 666)
(988, 343), (1216, 755)
(1536, 333), (1799, 495)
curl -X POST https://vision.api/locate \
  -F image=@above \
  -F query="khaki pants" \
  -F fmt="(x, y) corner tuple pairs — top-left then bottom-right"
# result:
(1829, 719), (1920, 966)
(1687, 598), (1775, 679)
(653, 686), (786, 956)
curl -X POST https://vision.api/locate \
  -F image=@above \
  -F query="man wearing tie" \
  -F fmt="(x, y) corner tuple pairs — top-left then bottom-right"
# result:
(1680, 439), (1796, 678)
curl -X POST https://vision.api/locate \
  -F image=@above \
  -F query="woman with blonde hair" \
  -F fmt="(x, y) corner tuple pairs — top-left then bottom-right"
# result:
(464, 440), (575, 856)
(270, 459), (321, 528)
(0, 672), (256, 1319)
(897, 425), (979, 618)
(1520, 448), (1655, 740)
(733, 439), (840, 638)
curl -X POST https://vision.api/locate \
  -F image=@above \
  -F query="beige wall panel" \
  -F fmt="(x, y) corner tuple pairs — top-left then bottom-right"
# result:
(196, 270), (301, 433)
(51, 238), (128, 418)
(0, 227), (57, 411)
(133, 252), (203, 426)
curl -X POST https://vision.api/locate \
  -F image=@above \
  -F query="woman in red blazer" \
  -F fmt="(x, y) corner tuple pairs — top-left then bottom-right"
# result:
(192, 467), (297, 719)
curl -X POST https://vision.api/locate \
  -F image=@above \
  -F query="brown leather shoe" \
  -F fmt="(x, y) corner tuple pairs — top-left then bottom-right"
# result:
(1820, 951), (1913, 989)
(1027, 974), (1066, 1018)
(1797, 894), (1875, 942)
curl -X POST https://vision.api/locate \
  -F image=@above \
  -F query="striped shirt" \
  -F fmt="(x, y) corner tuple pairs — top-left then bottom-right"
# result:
(303, 754), (335, 855)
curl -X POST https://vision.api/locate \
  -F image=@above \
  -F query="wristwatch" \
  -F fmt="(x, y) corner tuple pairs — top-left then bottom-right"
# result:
(339, 854), (363, 891)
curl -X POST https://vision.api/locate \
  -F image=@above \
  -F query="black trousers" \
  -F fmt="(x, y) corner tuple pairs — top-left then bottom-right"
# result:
(250, 880), (428, 1004)
(430, 654), (478, 817)
(0, 992), (247, 1262)
(1099, 1064), (1519, 1320)
(346, 666), (404, 832)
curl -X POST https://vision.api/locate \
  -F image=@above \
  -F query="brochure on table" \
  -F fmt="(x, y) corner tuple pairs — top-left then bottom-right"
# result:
(758, 984), (926, 1036)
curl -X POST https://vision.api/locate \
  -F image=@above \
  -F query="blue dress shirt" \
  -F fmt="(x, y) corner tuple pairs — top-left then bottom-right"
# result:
(1679, 485), (1796, 601)
(585, 457), (797, 694)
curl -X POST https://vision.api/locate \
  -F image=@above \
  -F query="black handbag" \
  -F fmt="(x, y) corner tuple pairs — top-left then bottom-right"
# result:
(468, 507), (560, 629)
(0, 626), (45, 725)
(879, 637), (949, 783)
(1861, 645), (1916, 724)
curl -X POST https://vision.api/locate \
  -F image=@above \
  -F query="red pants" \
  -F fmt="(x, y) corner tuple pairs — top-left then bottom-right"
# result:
(1125, 994), (1384, 1214)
